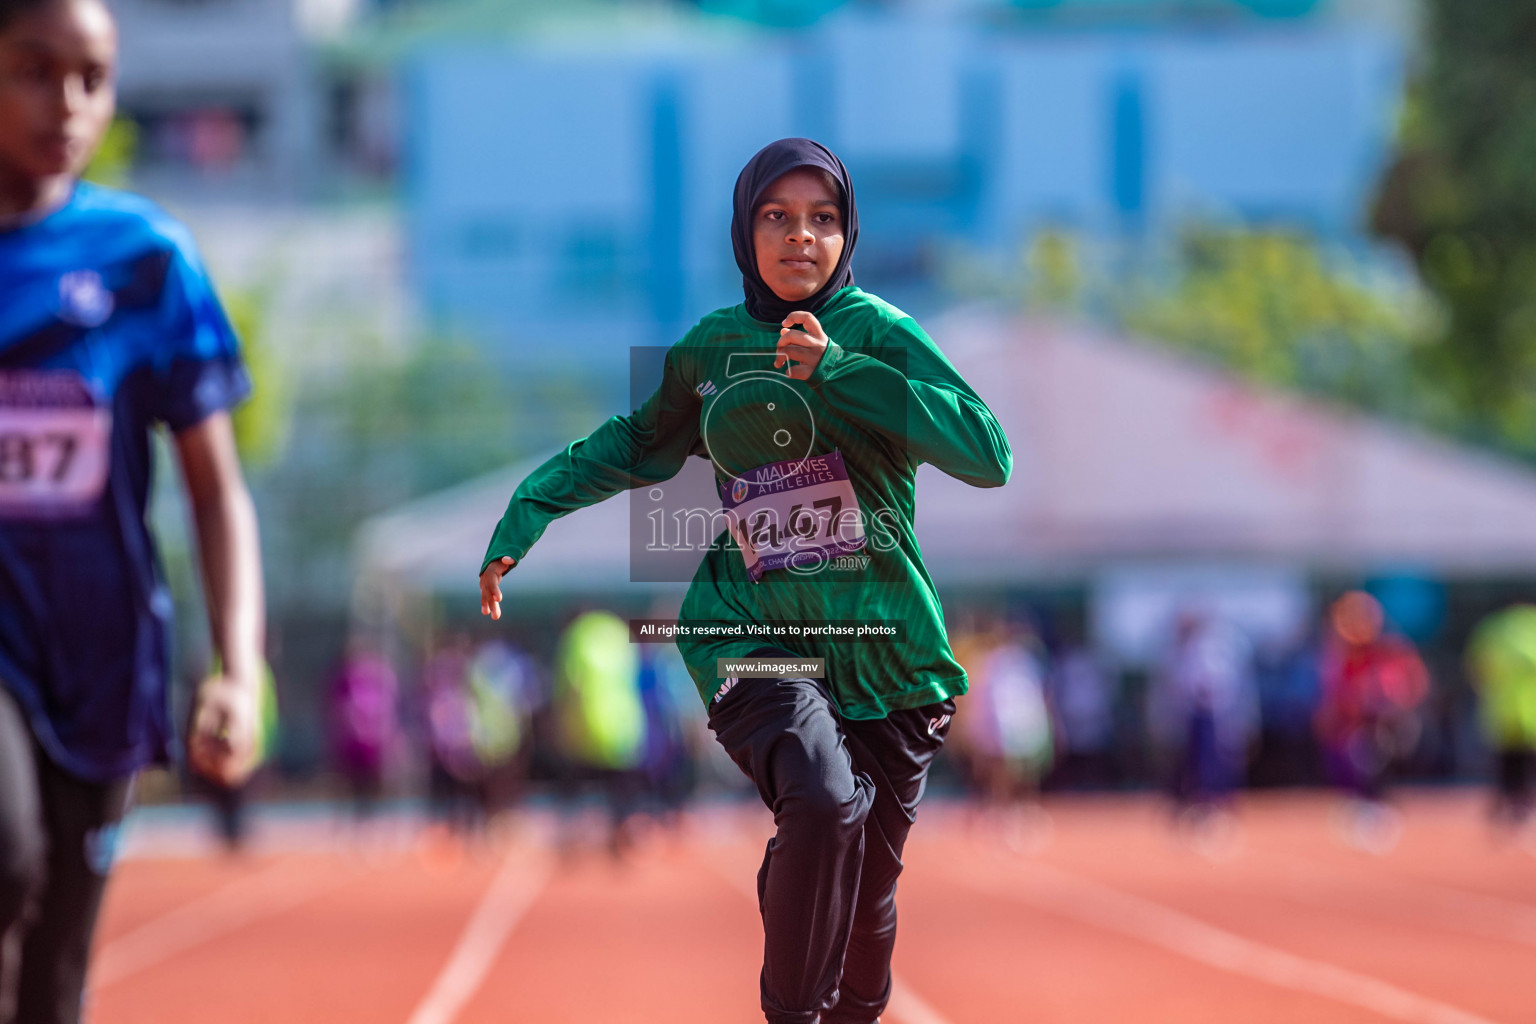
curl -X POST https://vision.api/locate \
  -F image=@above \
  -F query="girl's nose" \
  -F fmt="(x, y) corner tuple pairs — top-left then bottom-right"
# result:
(58, 74), (88, 117)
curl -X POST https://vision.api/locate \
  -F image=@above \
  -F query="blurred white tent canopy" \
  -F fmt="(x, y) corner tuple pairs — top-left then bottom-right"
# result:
(353, 311), (1536, 608)
(355, 457), (650, 593)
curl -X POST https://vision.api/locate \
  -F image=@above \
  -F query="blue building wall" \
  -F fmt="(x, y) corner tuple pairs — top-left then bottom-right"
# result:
(402, 9), (1403, 360)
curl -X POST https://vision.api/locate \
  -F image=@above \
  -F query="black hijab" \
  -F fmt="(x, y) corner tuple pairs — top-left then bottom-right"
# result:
(731, 138), (858, 324)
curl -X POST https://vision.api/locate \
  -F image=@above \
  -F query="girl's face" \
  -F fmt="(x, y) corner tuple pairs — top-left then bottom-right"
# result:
(752, 167), (845, 304)
(0, 0), (116, 185)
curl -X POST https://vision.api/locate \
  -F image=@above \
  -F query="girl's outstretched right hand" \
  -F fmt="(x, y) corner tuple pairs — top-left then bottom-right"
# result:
(479, 555), (516, 619)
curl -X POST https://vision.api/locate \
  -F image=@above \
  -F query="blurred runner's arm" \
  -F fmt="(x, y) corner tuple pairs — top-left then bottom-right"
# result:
(176, 411), (266, 786)
(803, 317), (1012, 488)
(479, 347), (701, 604)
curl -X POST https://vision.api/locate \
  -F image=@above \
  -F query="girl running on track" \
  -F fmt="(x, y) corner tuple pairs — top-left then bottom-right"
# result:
(480, 137), (1011, 1024)
(0, 1), (265, 1020)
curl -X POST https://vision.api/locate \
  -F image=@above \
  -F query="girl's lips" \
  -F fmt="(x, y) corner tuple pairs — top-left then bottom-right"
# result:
(37, 131), (80, 151)
(30, 136), (76, 172)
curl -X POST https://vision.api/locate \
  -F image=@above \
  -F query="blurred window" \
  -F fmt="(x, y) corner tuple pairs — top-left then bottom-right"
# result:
(117, 100), (262, 175)
(328, 74), (397, 179)
(458, 220), (520, 261)
(559, 225), (626, 302)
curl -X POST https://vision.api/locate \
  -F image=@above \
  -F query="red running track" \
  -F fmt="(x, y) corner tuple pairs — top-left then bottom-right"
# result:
(86, 791), (1536, 1024)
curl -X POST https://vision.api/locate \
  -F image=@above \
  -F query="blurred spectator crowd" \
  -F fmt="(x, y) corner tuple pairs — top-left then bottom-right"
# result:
(946, 595), (1536, 848)
(219, 599), (1536, 855)
(322, 610), (717, 856)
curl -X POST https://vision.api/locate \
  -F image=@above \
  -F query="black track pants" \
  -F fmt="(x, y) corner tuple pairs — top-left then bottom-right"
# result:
(708, 673), (952, 1024)
(0, 686), (131, 1024)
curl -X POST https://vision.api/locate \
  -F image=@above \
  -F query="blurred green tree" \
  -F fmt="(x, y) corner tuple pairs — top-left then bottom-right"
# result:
(1372, 0), (1536, 450)
(83, 117), (137, 188)
(1024, 229), (1083, 313)
(966, 227), (1449, 438)
(222, 288), (291, 467)
(251, 334), (608, 609)
(1120, 229), (1432, 422)
(697, 0), (845, 27)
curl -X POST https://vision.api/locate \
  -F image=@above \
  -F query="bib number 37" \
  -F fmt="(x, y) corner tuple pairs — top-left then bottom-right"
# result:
(0, 372), (112, 519)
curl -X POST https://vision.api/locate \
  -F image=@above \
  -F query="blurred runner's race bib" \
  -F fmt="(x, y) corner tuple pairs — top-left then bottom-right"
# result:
(720, 451), (866, 581)
(0, 371), (112, 519)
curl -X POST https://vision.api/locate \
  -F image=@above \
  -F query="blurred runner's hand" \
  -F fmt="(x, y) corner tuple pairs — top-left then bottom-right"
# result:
(480, 555), (516, 619)
(777, 311), (829, 380)
(188, 674), (261, 786)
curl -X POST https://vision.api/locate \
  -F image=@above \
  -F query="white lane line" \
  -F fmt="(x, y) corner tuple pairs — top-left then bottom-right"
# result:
(963, 860), (1504, 1024)
(885, 982), (954, 1024)
(707, 854), (955, 1024)
(405, 849), (551, 1024)
(93, 858), (346, 988)
(1271, 852), (1536, 949)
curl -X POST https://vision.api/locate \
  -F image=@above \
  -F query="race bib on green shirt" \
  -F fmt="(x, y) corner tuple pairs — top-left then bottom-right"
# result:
(0, 371), (112, 519)
(720, 451), (866, 581)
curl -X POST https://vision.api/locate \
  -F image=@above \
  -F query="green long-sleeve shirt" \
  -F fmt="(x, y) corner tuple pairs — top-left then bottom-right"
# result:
(482, 286), (1012, 718)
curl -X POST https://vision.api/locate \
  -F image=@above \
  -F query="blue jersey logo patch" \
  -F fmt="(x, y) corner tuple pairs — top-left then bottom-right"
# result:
(57, 270), (115, 328)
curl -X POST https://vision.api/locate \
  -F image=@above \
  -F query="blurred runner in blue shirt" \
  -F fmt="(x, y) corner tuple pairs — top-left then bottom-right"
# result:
(0, 1), (266, 1019)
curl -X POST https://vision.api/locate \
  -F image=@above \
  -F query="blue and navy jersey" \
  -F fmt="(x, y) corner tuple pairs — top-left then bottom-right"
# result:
(0, 182), (251, 782)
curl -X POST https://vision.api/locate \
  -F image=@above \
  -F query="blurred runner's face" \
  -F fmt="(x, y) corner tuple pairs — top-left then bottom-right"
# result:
(753, 167), (845, 303)
(0, 0), (116, 184)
